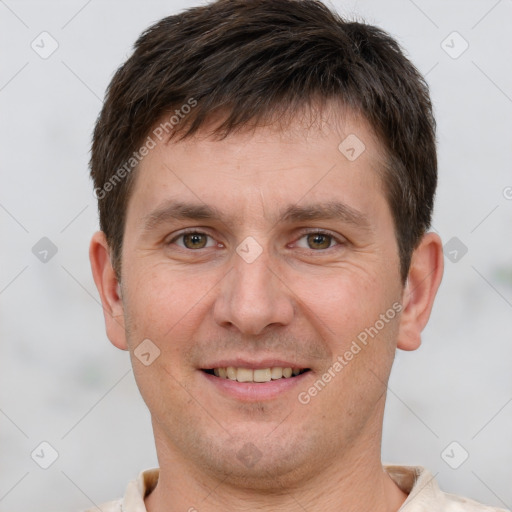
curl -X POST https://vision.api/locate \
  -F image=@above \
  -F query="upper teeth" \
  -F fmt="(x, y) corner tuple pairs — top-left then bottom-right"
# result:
(212, 367), (303, 382)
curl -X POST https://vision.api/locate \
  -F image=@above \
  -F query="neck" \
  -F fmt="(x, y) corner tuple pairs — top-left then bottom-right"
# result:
(145, 426), (408, 512)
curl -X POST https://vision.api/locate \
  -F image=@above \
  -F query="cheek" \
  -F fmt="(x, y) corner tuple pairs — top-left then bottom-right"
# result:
(123, 265), (217, 348)
(122, 268), (208, 407)
(292, 268), (382, 329)
(291, 266), (401, 373)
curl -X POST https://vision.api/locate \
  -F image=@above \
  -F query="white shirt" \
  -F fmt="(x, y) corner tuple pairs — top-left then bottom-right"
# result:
(87, 465), (509, 512)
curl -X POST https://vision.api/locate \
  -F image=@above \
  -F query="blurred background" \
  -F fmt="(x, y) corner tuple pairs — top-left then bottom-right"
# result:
(1, 0), (511, 510)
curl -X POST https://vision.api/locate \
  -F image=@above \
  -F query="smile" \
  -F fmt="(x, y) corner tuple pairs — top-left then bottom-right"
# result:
(203, 367), (310, 383)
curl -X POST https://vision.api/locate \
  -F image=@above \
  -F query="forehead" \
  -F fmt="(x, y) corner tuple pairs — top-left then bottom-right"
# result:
(125, 108), (390, 230)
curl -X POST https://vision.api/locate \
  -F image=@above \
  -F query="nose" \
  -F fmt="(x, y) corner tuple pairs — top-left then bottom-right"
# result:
(213, 247), (295, 336)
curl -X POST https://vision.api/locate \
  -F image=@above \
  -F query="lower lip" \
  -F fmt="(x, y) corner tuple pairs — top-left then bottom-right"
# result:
(201, 370), (311, 401)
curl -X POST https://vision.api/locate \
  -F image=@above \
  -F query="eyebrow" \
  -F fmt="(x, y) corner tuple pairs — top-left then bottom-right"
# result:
(141, 200), (371, 233)
(142, 202), (222, 233)
(280, 202), (370, 229)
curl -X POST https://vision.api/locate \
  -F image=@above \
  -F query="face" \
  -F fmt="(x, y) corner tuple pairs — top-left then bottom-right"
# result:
(114, 110), (407, 487)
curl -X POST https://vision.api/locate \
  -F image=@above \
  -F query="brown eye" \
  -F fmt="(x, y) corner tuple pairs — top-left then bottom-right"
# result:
(306, 233), (333, 250)
(182, 233), (208, 249)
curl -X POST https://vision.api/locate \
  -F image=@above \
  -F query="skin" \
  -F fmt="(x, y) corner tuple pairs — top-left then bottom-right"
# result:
(90, 107), (444, 512)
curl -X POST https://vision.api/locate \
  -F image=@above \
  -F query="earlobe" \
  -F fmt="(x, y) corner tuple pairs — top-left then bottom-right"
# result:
(89, 231), (129, 351)
(396, 232), (444, 351)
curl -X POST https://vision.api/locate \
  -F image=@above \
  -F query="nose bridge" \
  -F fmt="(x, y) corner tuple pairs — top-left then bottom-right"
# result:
(214, 244), (294, 335)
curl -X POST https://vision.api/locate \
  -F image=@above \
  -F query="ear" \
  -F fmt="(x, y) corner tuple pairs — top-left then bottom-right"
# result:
(89, 231), (128, 351)
(396, 232), (444, 351)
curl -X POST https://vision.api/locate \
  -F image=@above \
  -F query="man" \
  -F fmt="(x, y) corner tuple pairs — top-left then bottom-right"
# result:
(88, 0), (506, 510)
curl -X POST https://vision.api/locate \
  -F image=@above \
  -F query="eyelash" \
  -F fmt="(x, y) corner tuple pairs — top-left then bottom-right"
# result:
(167, 228), (345, 251)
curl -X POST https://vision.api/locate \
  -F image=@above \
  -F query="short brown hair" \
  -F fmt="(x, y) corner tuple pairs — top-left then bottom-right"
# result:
(90, 0), (437, 283)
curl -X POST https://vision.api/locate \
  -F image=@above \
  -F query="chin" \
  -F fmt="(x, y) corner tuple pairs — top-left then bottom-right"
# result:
(186, 423), (322, 489)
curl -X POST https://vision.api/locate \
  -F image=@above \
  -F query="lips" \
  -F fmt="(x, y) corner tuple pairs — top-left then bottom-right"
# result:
(201, 362), (312, 401)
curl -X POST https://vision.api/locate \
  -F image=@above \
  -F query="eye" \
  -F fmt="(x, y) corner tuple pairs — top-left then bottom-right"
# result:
(170, 231), (218, 250)
(294, 231), (342, 250)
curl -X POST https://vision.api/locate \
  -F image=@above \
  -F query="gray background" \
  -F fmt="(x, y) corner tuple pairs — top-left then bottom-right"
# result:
(1, 0), (511, 510)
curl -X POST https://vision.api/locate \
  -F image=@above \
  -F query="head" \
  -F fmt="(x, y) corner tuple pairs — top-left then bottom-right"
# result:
(90, 0), (443, 491)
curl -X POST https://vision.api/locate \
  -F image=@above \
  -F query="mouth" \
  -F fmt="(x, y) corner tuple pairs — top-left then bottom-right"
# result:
(202, 367), (311, 383)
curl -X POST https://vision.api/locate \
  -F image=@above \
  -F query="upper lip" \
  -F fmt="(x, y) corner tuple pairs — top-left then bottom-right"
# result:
(201, 358), (309, 370)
